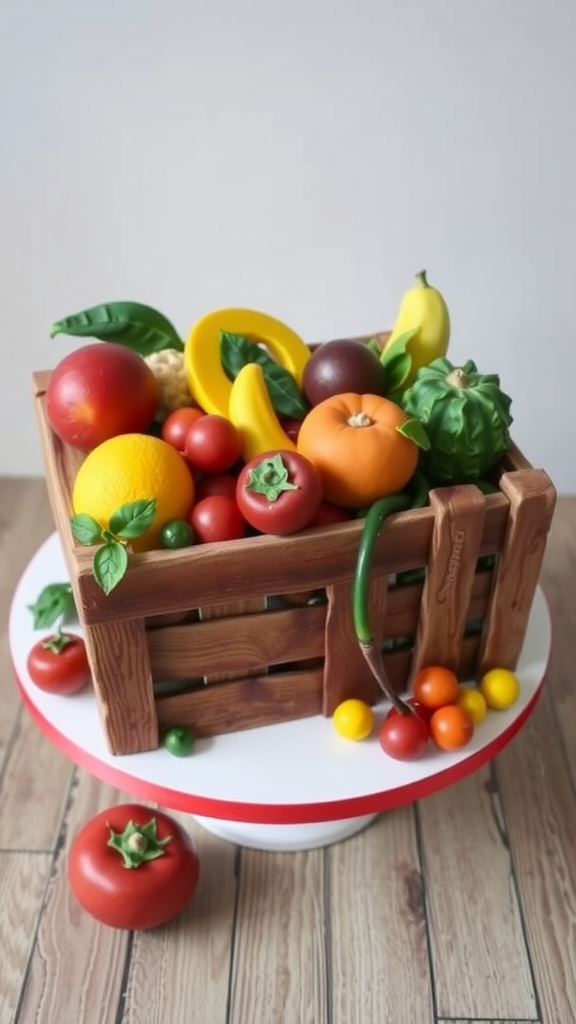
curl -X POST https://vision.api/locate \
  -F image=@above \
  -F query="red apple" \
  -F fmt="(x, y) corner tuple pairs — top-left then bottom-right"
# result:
(46, 342), (159, 451)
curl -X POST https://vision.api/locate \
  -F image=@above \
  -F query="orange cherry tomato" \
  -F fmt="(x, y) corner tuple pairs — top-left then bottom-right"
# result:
(430, 704), (475, 751)
(412, 665), (460, 710)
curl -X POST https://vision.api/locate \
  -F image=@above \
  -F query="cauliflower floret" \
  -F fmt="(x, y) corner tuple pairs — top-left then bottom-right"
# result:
(144, 349), (195, 420)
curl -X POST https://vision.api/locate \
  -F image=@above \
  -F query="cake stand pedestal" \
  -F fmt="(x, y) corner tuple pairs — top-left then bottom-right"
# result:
(9, 533), (552, 852)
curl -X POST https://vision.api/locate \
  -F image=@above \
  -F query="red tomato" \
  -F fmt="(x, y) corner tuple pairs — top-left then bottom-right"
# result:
(46, 343), (159, 451)
(307, 499), (352, 528)
(378, 711), (429, 761)
(195, 473), (239, 502)
(161, 407), (205, 451)
(236, 450), (323, 536)
(279, 416), (304, 443)
(412, 665), (460, 710)
(190, 495), (247, 543)
(68, 804), (200, 929)
(27, 632), (91, 695)
(430, 705), (475, 751)
(184, 415), (242, 473)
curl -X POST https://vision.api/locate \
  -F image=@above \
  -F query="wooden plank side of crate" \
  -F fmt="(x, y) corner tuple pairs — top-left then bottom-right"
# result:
(477, 467), (557, 677)
(85, 618), (158, 754)
(147, 603), (327, 678)
(155, 668), (324, 737)
(322, 578), (385, 715)
(412, 485), (486, 675)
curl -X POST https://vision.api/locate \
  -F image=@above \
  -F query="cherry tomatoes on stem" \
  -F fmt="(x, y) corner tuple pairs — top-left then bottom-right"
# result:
(68, 804), (200, 929)
(429, 704), (475, 751)
(27, 631), (90, 695)
(412, 665), (460, 710)
(236, 450), (322, 536)
(379, 710), (429, 761)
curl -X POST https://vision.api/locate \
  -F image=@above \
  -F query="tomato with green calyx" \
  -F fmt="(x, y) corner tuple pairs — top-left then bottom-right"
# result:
(164, 725), (195, 756)
(68, 804), (200, 930)
(27, 631), (90, 695)
(160, 519), (195, 549)
(236, 450), (322, 536)
(379, 709), (429, 761)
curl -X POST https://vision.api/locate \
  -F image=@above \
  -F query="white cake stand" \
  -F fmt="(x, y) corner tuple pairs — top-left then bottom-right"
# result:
(9, 533), (552, 852)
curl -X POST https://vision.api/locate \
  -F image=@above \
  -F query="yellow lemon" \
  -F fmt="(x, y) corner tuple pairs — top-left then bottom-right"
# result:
(456, 686), (487, 725)
(333, 699), (374, 741)
(72, 433), (194, 552)
(479, 668), (521, 711)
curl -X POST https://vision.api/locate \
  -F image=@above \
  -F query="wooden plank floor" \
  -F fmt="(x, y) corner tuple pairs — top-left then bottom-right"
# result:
(1, 477), (575, 1024)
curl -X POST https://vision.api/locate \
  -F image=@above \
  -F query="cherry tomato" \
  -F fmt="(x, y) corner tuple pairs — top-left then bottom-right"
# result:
(279, 416), (304, 443)
(164, 725), (195, 756)
(195, 473), (239, 502)
(479, 668), (521, 710)
(68, 803), (200, 929)
(27, 631), (90, 695)
(379, 711), (429, 761)
(184, 415), (242, 473)
(190, 495), (247, 543)
(160, 519), (195, 549)
(332, 699), (374, 740)
(430, 704), (475, 751)
(161, 407), (205, 452)
(412, 665), (460, 710)
(236, 450), (323, 536)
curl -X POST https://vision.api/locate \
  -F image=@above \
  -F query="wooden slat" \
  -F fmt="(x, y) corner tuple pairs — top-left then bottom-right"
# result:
(228, 849), (327, 1024)
(328, 810), (435, 1023)
(496, 687), (576, 1023)
(322, 579), (381, 714)
(16, 772), (131, 1024)
(418, 766), (537, 1019)
(124, 816), (237, 1023)
(414, 485), (486, 674)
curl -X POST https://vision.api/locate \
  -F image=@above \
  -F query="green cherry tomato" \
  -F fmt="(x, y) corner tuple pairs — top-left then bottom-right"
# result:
(164, 725), (195, 757)
(160, 519), (195, 549)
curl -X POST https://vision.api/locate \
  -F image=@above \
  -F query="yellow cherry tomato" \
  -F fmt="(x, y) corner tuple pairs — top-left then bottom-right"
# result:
(333, 699), (374, 741)
(456, 686), (487, 725)
(479, 668), (521, 710)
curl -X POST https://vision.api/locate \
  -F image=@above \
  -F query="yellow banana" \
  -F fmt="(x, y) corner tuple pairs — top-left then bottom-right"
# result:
(228, 362), (296, 463)
(381, 270), (450, 389)
(184, 307), (311, 417)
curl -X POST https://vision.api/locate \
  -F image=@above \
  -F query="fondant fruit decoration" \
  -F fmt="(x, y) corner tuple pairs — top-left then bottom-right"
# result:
(332, 699), (374, 740)
(236, 451), (322, 536)
(379, 269), (450, 390)
(72, 434), (194, 553)
(401, 358), (513, 485)
(302, 338), (387, 406)
(228, 362), (296, 462)
(412, 665), (460, 709)
(297, 393), (423, 508)
(378, 710), (429, 760)
(46, 342), (160, 451)
(456, 686), (487, 724)
(479, 668), (521, 710)
(184, 307), (311, 417)
(27, 631), (90, 695)
(429, 704), (474, 751)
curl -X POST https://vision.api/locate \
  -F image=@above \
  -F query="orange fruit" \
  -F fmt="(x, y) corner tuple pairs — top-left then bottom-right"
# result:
(72, 433), (194, 552)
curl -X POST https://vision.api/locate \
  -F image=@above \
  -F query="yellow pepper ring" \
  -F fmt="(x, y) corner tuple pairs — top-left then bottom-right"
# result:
(184, 308), (311, 417)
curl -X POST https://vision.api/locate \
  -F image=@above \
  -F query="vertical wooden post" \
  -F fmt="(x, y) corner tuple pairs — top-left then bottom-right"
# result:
(413, 486), (486, 677)
(477, 468), (556, 677)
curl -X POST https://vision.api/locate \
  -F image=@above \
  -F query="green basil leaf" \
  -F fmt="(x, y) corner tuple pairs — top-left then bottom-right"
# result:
(379, 328), (419, 367)
(93, 540), (129, 595)
(383, 351), (413, 395)
(50, 301), (183, 355)
(27, 583), (76, 629)
(109, 499), (157, 539)
(70, 513), (103, 546)
(220, 331), (307, 419)
(396, 418), (431, 451)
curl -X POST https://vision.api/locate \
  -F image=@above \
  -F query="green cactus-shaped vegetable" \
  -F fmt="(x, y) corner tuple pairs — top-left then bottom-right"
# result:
(400, 357), (513, 485)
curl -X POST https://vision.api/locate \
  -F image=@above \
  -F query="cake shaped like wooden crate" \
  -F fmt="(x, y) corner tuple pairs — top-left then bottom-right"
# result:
(32, 366), (556, 756)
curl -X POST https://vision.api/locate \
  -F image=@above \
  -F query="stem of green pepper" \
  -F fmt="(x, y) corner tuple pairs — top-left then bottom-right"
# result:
(352, 471), (430, 714)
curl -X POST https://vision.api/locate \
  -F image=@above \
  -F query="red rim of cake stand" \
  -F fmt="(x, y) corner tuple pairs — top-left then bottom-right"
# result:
(10, 534), (552, 826)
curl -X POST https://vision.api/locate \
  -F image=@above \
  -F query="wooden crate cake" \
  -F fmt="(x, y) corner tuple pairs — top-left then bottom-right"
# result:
(32, 364), (557, 756)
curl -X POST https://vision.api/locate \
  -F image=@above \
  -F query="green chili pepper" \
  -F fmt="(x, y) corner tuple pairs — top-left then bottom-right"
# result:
(352, 470), (430, 713)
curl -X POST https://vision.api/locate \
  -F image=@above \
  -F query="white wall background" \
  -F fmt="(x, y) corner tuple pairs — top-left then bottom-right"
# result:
(1, 0), (574, 492)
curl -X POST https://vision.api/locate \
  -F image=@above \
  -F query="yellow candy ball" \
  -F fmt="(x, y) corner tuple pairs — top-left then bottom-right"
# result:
(480, 668), (521, 710)
(332, 699), (374, 741)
